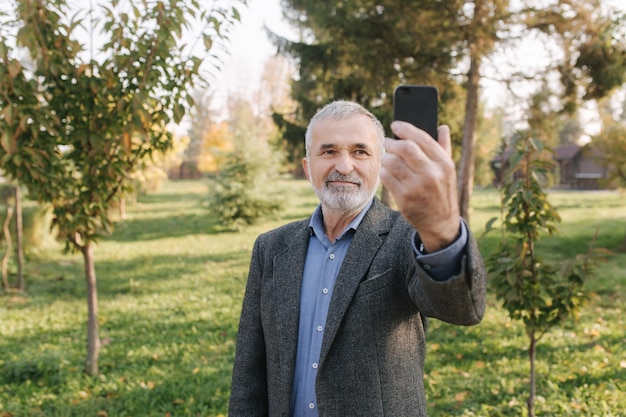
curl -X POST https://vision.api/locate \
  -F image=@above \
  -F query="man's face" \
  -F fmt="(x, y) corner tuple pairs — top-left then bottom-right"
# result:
(303, 114), (382, 214)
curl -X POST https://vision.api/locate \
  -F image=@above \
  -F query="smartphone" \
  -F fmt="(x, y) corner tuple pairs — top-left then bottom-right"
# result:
(393, 85), (439, 140)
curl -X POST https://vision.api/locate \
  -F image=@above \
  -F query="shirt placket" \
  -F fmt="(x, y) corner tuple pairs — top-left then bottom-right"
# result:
(305, 241), (340, 415)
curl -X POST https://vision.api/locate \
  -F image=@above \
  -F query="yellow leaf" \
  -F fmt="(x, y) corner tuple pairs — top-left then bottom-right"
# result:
(122, 132), (131, 152)
(173, 399), (185, 405)
(454, 391), (468, 403)
(8, 60), (22, 78)
(192, 367), (199, 374)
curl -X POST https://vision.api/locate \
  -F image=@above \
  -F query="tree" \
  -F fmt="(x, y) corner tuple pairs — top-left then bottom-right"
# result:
(486, 134), (604, 417)
(207, 96), (284, 229)
(274, 0), (626, 220)
(595, 89), (626, 190)
(0, 0), (246, 375)
(271, 0), (461, 173)
(183, 89), (215, 176)
(455, 0), (625, 221)
(594, 89), (626, 250)
(0, 183), (25, 292)
(595, 122), (626, 187)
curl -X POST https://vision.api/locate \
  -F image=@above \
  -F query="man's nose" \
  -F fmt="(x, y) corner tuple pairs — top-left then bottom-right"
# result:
(334, 152), (354, 174)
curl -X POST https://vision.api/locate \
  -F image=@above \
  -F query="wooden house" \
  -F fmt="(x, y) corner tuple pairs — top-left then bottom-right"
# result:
(490, 144), (608, 189)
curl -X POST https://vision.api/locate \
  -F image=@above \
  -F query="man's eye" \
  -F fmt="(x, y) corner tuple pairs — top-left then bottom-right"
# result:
(354, 150), (368, 155)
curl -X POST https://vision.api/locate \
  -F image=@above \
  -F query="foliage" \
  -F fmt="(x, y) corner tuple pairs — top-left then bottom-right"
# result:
(485, 134), (607, 416)
(207, 159), (283, 230)
(1, 204), (53, 253)
(274, 0), (626, 220)
(571, 10), (626, 101)
(0, 0), (246, 374)
(0, 180), (624, 416)
(473, 107), (504, 187)
(594, 122), (626, 189)
(206, 96), (285, 230)
(197, 120), (234, 173)
(129, 135), (190, 196)
(0, 0), (242, 250)
(271, 0), (463, 168)
(526, 82), (585, 149)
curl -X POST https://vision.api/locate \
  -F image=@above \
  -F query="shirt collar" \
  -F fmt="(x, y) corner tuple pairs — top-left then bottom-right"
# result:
(308, 198), (374, 241)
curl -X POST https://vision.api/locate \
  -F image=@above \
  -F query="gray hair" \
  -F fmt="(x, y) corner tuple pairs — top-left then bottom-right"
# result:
(304, 100), (385, 158)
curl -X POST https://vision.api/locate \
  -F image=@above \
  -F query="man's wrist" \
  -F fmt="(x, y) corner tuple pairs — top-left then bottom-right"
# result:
(418, 221), (462, 253)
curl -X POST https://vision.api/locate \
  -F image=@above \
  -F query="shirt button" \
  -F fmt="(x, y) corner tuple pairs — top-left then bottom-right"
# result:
(329, 253), (335, 259)
(322, 288), (329, 294)
(309, 403), (315, 409)
(423, 264), (432, 271)
(317, 325), (323, 332)
(312, 363), (318, 369)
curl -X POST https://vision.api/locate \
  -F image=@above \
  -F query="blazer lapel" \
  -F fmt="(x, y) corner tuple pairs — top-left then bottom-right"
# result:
(319, 200), (393, 365)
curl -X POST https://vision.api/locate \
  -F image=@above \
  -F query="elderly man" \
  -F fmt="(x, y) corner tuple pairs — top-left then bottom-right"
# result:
(229, 100), (486, 417)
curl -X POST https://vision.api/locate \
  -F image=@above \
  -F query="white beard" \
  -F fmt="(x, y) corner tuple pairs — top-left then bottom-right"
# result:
(312, 170), (378, 214)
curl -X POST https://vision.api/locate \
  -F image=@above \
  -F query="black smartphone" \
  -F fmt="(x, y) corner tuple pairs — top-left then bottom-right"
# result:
(393, 85), (439, 140)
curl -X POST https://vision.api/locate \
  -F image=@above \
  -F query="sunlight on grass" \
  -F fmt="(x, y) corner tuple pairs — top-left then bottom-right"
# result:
(1, 179), (624, 416)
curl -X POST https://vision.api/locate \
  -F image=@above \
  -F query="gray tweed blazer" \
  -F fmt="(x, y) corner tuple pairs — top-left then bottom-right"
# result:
(229, 198), (486, 417)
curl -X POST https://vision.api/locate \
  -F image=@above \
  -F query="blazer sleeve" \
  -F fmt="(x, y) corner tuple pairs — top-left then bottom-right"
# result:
(408, 229), (486, 326)
(229, 236), (269, 417)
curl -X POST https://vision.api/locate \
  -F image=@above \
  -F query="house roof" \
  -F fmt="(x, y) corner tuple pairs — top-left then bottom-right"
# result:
(492, 144), (584, 163)
(554, 144), (580, 160)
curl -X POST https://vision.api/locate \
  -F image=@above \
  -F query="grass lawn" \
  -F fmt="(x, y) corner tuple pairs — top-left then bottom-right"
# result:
(1, 179), (624, 416)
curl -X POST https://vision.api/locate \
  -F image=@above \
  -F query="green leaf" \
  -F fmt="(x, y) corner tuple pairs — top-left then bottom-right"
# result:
(203, 34), (213, 51)
(484, 216), (499, 235)
(531, 137), (544, 152)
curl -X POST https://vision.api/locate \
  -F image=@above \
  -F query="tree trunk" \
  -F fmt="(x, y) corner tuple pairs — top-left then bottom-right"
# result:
(528, 331), (537, 417)
(457, 55), (481, 223)
(82, 241), (100, 376)
(1, 206), (13, 292)
(119, 196), (127, 220)
(15, 186), (24, 291)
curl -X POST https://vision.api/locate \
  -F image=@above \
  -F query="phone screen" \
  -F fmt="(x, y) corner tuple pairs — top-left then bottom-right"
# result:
(393, 85), (438, 140)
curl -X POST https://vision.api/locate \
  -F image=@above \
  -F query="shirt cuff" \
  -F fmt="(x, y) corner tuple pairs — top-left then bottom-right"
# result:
(412, 219), (468, 281)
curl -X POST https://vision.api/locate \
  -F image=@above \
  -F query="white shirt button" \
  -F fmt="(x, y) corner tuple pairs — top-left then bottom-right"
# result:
(329, 253), (335, 259)
(309, 403), (315, 409)
(317, 325), (323, 332)
(322, 288), (329, 294)
(312, 363), (318, 369)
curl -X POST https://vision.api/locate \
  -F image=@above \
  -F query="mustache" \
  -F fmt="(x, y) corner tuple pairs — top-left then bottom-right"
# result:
(325, 171), (362, 186)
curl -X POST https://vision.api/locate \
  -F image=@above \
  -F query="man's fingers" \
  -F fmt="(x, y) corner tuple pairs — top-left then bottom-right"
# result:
(437, 125), (452, 158)
(390, 121), (451, 161)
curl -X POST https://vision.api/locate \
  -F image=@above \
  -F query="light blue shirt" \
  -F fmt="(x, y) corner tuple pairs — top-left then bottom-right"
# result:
(289, 199), (468, 416)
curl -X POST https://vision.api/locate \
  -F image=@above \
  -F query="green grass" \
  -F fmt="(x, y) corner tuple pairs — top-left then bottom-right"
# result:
(1, 180), (624, 416)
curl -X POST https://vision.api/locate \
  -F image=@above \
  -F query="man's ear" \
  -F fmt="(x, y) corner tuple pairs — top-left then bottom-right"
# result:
(302, 157), (311, 182)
